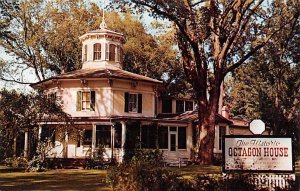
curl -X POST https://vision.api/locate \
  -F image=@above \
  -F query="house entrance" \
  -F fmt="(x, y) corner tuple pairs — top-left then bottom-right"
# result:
(170, 133), (176, 151)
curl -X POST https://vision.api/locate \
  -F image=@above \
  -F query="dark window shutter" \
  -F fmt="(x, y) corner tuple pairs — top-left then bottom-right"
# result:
(124, 92), (129, 112)
(138, 94), (142, 113)
(90, 91), (95, 111)
(76, 91), (82, 111)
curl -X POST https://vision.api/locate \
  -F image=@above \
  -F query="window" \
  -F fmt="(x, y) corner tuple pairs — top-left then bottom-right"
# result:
(105, 44), (109, 60)
(219, 126), (226, 150)
(158, 126), (168, 149)
(96, 125), (111, 148)
(129, 94), (137, 112)
(93, 43), (101, 60)
(119, 47), (123, 63)
(83, 44), (87, 61)
(82, 92), (91, 111)
(162, 98), (172, 113)
(83, 130), (92, 145)
(41, 126), (55, 146)
(185, 101), (193, 111)
(115, 46), (120, 62)
(124, 92), (142, 113)
(176, 100), (184, 113)
(76, 91), (95, 111)
(141, 125), (157, 149)
(176, 100), (194, 113)
(109, 44), (116, 61)
(178, 127), (187, 149)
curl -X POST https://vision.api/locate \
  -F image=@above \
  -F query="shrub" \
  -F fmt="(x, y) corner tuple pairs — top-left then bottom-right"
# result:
(26, 155), (48, 172)
(107, 149), (197, 191)
(83, 145), (111, 169)
(26, 141), (51, 172)
(4, 157), (28, 168)
(107, 149), (296, 191)
(107, 162), (196, 191)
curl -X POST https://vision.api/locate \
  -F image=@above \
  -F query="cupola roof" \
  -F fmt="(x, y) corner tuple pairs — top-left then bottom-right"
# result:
(79, 10), (124, 42)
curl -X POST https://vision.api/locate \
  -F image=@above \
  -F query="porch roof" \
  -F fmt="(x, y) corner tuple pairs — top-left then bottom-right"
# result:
(159, 110), (233, 124)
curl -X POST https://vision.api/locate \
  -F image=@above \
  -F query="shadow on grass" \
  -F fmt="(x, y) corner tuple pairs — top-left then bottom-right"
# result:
(0, 165), (298, 191)
(0, 167), (110, 191)
(166, 164), (222, 176)
(0, 167), (25, 173)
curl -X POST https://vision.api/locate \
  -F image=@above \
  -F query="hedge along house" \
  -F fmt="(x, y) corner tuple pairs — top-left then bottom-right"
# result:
(29, 15), (232, 163)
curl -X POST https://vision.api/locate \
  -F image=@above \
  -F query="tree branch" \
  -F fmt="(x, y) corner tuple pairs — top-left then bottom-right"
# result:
(225, 10), (299, 74)
(0, 77), (33, 85)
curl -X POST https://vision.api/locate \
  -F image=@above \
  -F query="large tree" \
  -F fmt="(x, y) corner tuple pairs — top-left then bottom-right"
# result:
(226, 0), (300, 155)
(112, 0), (300, 163)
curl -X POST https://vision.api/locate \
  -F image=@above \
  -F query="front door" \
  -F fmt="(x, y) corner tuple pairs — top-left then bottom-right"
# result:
(170, 133), (176, 151)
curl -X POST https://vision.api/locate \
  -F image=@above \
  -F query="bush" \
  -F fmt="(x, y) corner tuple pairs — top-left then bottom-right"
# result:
(4, 157), (28, 168)
(107, 162), (196, 191)
(26, 155), (48, 172)
(26, 141), (51, 172)
(107, 149), (197, 191)
(83, 145), (112, 169)
(107, 149), (296, 191)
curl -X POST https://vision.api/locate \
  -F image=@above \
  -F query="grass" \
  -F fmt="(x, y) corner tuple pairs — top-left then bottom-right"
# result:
(0, 166), (110, 191)
(0, 164), (299, 191)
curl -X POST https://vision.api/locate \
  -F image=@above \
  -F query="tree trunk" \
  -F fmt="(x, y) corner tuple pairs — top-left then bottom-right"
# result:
(195, 79), (221, 164)
(273, 80), (280, 135)
(197, 112), (216, 164)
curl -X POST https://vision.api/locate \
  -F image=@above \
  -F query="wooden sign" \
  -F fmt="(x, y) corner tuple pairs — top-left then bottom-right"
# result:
(223, 135), (294, 173)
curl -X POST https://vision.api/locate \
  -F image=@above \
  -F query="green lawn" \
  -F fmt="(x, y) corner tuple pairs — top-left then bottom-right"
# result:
(0, 167), (110, 191)
(0, 165), (299, 191)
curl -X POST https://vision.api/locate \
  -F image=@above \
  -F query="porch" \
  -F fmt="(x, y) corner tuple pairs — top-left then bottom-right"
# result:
(40, 120), (193, 163)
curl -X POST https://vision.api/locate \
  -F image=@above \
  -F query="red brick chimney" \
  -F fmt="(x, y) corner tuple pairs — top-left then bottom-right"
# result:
(221, 106), (230, 119)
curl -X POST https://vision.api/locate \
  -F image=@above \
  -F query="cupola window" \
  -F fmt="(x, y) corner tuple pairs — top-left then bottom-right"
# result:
(109, 44), (116, 61)
(116, 46), (122, 62)
(93, 43), (101, 60)
(83, 45), (87, 62)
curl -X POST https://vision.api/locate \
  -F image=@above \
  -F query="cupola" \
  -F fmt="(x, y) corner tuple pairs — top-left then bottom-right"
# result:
(79, 11), (125, 69)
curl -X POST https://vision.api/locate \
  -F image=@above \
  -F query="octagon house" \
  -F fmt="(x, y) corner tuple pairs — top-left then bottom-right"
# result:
(30, 18), (232, 163)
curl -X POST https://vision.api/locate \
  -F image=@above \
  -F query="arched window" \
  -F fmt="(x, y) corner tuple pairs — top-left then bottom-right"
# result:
(93, 43), (101, 60)
(83, 45), (87, 62)
(109, 44), (116, 61)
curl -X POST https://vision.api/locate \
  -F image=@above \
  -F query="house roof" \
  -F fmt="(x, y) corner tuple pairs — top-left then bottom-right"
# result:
(30, 67), (162, 88)
(79, 28), (125, 41)
(230, 117), (272, 130)
(230, 117), (250, 127)
(159, 110), (233, 124)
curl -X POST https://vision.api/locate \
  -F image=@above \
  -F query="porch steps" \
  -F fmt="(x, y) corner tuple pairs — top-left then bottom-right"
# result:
(163, 153), (190, 168)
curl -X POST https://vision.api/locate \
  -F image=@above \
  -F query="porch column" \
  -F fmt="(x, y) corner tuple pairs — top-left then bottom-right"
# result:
(120, 121), (126, 160)
(24, 130), (29, 158)
(187, 123), (193, 160)
(111, 125), (115, 160)
(38, 125), (42, 140)
(64, 131), (68, 158)
(92, 124), (96, 153)
(121, 121), (126, 148)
